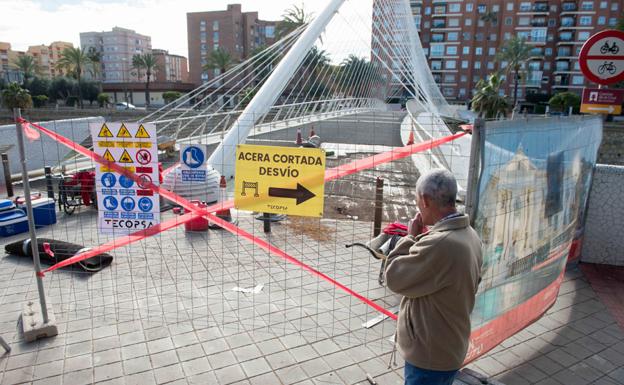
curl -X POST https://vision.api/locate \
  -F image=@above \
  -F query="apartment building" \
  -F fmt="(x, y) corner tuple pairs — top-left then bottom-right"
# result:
(80, 27), (152, 83)
(404, 0), (623, 104)
(0, 41), (74, 81)
(187, 4), (278, 85)
(152, 49), (189, 83)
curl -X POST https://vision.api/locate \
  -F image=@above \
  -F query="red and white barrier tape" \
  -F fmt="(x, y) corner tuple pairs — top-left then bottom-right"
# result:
(19, 118), (466, 320)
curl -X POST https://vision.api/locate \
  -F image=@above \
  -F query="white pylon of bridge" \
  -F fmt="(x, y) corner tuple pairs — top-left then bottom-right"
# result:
(141, 0), (455, 178)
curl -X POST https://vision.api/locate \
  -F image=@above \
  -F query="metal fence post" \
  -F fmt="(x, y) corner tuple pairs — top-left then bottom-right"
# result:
(465, 119), (483, 226)
(1, 153), (13, 198)
(14, 109), (51, 325)
(44, 166), (54, 199)
(373, 177), (384, 237)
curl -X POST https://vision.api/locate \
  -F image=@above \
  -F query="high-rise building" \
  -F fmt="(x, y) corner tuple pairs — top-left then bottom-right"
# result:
(152, 49), (189, 83)
(80, 27), (152, 83)
(0, 42), (22, 82)
(48, 41), (75, 77)
(382, 0), (623, 105)
(187, 4), (278, 85)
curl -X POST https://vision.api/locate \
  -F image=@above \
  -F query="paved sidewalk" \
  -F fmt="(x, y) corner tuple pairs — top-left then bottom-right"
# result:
(467, 263), (624, 385)
(0, 209), (622, 384)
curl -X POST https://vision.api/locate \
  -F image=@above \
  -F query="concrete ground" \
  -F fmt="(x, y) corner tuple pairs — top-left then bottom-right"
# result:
(0, 206), (622, 384)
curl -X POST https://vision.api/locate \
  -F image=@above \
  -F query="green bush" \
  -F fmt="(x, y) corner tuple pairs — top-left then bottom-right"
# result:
(32, 95), (49, 108)
(163, 91), (182, 104)
(66, 95), (79, 107)
(1, 82), (33, 110)
(549, 92), (581, 113)
(97, 93), (110, 107)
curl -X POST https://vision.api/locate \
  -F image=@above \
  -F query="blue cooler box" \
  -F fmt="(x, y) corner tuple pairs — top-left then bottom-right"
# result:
(0, 208), (29, 237)
(18, 197), (57, 227)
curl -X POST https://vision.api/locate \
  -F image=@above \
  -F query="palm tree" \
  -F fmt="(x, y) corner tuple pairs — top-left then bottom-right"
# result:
(277, 4), (311, 38)
(56, 47), (91, 108)
(132, 53), (158, 107)
(338, 55), (381, 98)
(12, 55), (39, 85)
(202, 48), (235, 82)
(496, 36), (532, 110)
(471, 73), (509, 119)
(86, 47), (102, 92)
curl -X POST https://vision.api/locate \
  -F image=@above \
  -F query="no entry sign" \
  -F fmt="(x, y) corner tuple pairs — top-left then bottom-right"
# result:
(579, 29), (624, 85)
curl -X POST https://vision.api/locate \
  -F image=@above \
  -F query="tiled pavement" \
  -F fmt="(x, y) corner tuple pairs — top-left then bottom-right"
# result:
(0, 210), (622, 384)
(467, 263), (624, 385)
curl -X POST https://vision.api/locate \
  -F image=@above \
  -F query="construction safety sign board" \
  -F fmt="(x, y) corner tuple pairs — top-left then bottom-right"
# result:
(580, 88), (623, 115)
(180, 144), (208, 182)
(90, 122), (160, 234)
(234, 144), (325, 217)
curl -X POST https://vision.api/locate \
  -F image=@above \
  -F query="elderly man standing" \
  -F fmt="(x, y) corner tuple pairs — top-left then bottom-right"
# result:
(385, 169), (482, 385)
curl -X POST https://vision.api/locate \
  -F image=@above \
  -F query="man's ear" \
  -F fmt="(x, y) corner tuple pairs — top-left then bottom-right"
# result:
(421, 194), (432, 208)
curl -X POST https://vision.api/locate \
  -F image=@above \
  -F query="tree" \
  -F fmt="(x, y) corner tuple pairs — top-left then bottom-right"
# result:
(202, 48), (235, 81)
(86, 47), (103, 92)
(56, 47), (91, 108)
(25, 77), (50, 98)
(49, 76), (78, 103)
(80, 81), (100, 106)
(1, 82), (33, 110)
(97, 93), (110, 108)
(337, 55), (381, 98)
(496, 36), (532, 110)
(548, 92), (580, 114)
(12, 55), (39, 85)
(132, 53), (158, 107)
(276, 4), (311, 38)
(471, 73), (509, 119)
(162, 91), (182, 104)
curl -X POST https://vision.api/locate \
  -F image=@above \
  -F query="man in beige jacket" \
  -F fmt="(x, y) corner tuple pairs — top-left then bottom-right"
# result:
(385, 169), (482, 385)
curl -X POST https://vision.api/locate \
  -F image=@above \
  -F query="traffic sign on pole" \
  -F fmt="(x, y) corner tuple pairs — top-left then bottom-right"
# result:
(580, 88), (624, 115)
(579, 29), (624, 85)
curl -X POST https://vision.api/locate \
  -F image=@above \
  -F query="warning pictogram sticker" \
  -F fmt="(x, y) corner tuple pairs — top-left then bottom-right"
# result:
(136, 149), (151, 165)
(98, 124), (114, 138)
(102, 149), (115, 162)
(117, 124), (132, 138)
(138, 174), (152, 189)
(135, 125), (151, 138)
(119, 149), (133, 163)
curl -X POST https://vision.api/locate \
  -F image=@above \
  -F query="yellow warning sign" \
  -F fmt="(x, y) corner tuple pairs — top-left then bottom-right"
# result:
(117, 123), (132, 138)
(119, 149), (133, 163)
(234, 144), (325, 217)
(102, 149), (115, 162)
(135, 125), (151, 138)
(98, 124), (114, 138)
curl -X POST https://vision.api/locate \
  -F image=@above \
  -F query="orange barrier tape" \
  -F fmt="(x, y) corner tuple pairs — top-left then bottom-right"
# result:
(21, 118), (466, 320)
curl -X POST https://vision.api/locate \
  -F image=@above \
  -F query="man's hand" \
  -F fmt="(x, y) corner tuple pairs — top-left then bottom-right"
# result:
(408, 212), (424, 236)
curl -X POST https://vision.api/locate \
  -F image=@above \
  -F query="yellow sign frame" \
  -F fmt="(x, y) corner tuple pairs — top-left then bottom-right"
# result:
(234, 144), (326, 217)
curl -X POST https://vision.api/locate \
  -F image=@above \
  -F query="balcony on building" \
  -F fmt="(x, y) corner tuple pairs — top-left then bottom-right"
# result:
(556, 46), (575, 59)
(531, 17), (547, 27)
(431, 34), (445, 43)
(559, 17), (576, 29)
(432, 20), (446, 28)
(528, 47), (544, 60)
(558, 32), (574, 43)
(518, 2), (549, 14)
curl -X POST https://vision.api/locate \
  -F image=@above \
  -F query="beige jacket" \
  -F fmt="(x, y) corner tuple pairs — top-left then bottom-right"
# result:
(385, 214), (482, 371)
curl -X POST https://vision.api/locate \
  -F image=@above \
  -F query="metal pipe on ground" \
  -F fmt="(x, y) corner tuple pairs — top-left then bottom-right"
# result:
(2, 153), (13, 197)
(373, 177), (384, 237)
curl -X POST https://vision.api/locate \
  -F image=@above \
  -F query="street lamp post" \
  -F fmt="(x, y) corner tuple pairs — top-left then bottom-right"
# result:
(121, 57), (129, 108)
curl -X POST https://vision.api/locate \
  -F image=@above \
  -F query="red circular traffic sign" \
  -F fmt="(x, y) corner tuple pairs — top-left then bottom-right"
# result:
(579, 29), (624, 85)
(138, 174), (152, 189)
(136, 149), (151, 165)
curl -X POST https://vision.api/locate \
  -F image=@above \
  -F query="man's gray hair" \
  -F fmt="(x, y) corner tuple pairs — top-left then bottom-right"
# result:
(416, 169), (457, 207)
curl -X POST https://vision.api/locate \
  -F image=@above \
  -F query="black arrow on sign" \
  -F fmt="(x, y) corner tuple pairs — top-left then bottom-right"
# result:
(268, 183), (315, 205)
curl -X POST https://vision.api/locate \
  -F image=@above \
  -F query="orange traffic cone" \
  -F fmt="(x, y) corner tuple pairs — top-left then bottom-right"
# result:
(210, 176), (237, 229)
(407, 130), (415, 145)
(295, 128), (303, 145)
